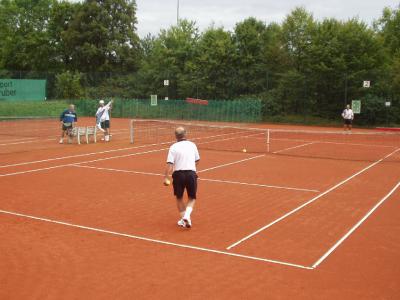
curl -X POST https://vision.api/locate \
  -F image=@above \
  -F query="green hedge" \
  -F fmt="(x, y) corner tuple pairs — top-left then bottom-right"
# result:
(0, 100), (68, 117)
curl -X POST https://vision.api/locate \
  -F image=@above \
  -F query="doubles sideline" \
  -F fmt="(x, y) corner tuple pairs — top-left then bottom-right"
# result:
(226, 147), (400, 250)
(311, 181), (400, 268)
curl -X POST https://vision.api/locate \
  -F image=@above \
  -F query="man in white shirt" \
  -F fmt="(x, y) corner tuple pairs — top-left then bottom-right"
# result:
(164, 127), (200, 228)
(96, 99), (113, 141)
(342, 104), (354, 131)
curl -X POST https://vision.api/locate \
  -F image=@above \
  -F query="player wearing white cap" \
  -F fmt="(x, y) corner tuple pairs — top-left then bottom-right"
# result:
(96, 99), (113, 142)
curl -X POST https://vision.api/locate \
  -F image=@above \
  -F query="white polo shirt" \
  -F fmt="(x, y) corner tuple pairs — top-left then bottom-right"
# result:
(96, 102), (112, 122)
(342, 108), (354, 120)
(167, 140), (200, 171)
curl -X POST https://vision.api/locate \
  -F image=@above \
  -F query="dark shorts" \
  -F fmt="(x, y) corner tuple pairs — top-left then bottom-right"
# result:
(344, 119), (352, 125)
(101, 120), (110, 129)
(172, 170), (198, 199)
(62, 123), (73, 131)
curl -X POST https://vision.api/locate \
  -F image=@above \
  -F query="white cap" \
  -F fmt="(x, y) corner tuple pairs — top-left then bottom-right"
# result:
(99, 100), (105, 104)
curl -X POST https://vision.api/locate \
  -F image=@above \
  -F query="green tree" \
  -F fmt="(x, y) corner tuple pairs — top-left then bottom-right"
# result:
(0, 0), (55, 71)
(48, 0), (80, 69)
(233, 17), (268, 95)
(376, 5), (400, 55)
(62, 0), (140, 72)
(194, 26), (235, 99)
(281, 7), (316, 73)
(140, 20), (200, 99)
(309, 18), (386, 116)
(55, 71), (84, 98)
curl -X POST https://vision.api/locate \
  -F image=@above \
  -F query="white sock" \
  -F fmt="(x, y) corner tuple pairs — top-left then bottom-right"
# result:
(184, 207), (193, 220)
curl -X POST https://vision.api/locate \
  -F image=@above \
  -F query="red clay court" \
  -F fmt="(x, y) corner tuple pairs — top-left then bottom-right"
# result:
(0, 117), (399, 299)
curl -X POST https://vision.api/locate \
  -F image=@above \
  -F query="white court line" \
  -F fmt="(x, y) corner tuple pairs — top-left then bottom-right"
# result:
(312, 181), (400, 268)
(0, 137), (38, 143)
(273, 142), (315, 154)
(0, 209), (313, 270)
(0, 147), (170, 177)
(0, 138), (55, 146)
(72, 165), (319, 193)
(226, 147), (400, 250)
(0, 129), (130, 147)
(0, 143), (164, 168)
(198, 154), (265, 173)
(200, 178), (319, 193)
(71, 165), (162, 176)
(272, 138), (397, 149)
(0, 131), (261, 177)
(0, 129), (243, 169)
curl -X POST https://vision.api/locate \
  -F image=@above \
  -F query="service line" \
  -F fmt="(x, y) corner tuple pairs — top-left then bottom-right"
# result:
(71, 165), (319, 193)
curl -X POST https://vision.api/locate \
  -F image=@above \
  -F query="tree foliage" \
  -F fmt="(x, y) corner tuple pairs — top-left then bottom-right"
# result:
(0, 1), (399, 124)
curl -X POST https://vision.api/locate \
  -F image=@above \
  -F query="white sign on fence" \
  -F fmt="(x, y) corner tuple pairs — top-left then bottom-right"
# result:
(363, 81), (370, 88)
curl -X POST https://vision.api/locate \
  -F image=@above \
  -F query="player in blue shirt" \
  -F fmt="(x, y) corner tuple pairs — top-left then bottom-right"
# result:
(59, 104), (78, 144)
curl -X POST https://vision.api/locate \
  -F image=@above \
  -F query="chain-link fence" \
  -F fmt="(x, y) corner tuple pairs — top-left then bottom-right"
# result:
(1, 69), (399, 126)
(0, 99), (264, 123)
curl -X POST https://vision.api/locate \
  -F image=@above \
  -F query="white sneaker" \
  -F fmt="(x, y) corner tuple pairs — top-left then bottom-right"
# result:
(59, 139), (63, 144)
(177, 219), (186, 227)
(183, 218), (192, 228)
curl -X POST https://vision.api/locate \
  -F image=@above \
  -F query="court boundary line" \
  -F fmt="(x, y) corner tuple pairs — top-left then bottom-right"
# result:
(71, 165), (320, 193)
(312, 181), (400, 268)
(271, 138), (397, 149)
(273, 142), (316, 154)
(0, 129), (130, 147)
(0, 209), (313, 270)
(0, 147), (170, 177)
(0, 129), (248, 169)
(226, 147), (400, 250)
(0, 130), (269, 177)
(198, 154), (265, 173)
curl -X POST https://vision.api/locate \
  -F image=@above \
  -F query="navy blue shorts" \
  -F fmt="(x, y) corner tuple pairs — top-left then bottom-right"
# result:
(344, 119), (352, 125)
(172, 170), (198, 199)
(101, 120), (110, 129)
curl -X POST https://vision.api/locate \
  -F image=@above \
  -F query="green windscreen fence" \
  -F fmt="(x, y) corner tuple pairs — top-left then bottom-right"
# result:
(74, 99), (263, 123)
(0, 98), (263, 123)
(0, 79), (47, 101)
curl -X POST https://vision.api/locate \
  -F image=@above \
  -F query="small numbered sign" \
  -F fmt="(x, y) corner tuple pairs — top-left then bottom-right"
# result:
(352, 100), (361, 114)
(164, 80), (169, 86)
(385, 101), (391, 107)
(363, 81), (370, 88)
(150, 95), (158, 106)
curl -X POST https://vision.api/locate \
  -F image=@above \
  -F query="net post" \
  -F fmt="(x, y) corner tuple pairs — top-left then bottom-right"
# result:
(266, 129), (270, 153)
(130, 119), (134, 144)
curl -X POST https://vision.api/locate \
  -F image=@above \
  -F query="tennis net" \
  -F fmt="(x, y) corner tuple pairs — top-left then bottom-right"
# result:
(130, 119), (400, 162)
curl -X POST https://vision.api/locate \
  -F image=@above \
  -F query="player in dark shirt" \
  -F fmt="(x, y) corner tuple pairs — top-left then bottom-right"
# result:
(59, 104), (78, 144)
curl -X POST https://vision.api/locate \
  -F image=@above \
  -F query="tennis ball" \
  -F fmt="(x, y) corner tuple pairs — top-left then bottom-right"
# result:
(164, 179), (171, 186)
(242, 149), (247, 153)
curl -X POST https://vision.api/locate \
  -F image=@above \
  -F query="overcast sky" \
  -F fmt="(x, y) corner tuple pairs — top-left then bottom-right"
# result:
(135, 0), (398, 37)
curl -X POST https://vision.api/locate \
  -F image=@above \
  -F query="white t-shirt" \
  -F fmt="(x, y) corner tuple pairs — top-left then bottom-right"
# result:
(342, 108), (354, 120)
(96, 102), (112, 122)
(167, 140), (200, 171)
